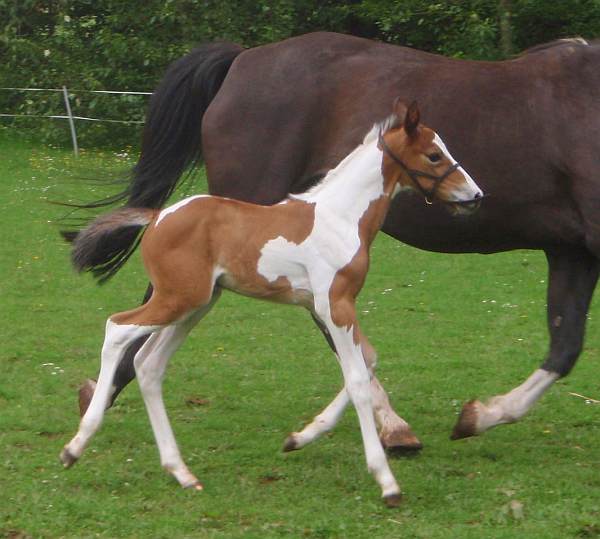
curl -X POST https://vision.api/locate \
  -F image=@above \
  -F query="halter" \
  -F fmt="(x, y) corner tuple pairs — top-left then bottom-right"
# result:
(378, 133), (460, 205)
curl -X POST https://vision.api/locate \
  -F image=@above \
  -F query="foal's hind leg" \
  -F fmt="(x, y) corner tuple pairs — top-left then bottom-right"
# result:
(284, 314), (422, 453)
(61, 320), (159, 466)
(134, 291), (220, 490)
(79, 284), (154, 417)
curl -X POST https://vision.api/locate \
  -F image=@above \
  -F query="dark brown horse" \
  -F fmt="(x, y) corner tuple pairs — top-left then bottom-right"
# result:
(73, 32), (600, 449)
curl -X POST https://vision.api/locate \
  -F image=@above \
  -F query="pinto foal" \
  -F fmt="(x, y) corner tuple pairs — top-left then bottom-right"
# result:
(61, 101), (483, 505)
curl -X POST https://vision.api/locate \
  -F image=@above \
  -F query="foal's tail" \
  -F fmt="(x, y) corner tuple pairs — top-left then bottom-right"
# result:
(70, 208), (157, 277)
(63, 42), (244, 283)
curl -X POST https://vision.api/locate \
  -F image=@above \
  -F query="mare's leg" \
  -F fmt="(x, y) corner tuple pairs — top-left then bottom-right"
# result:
(312, 299), (401, 506)
(134, 291), (221, 490)
(78, 284), (154, 416)
(452, 248), (599, 439)
(284, 314), (422, 453)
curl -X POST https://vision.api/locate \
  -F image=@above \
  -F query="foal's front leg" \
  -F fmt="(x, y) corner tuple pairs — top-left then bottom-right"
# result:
(284, 315), (422, 453)
(313, 298), (401, 506)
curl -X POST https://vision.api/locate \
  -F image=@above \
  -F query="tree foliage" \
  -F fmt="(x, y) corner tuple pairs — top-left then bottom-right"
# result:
(1, 0), (599, 147)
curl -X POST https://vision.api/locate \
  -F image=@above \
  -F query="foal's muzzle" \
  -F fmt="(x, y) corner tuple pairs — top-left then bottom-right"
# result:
(379, 133), (485, 212)
(448, 192), (486, 215)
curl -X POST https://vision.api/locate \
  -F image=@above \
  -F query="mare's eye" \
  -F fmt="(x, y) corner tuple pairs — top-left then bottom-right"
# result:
(427, 153), (442, 163)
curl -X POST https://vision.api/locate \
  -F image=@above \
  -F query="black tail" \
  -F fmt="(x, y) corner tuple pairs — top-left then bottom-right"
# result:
(129, 42), (243, 209)
(64, 42), (244, 283)
(69, 208), (156, 280)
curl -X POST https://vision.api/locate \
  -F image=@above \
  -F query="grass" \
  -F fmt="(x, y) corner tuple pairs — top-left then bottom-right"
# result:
(1, 129), (599, 538)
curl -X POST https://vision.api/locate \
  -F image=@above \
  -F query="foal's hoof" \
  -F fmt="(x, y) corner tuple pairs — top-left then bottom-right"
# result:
(184, 481), (204, 491)
(380, 429), (423, 456)
(451, 400), (481, 440)
(282, 434), (300, 452)
(60, 447), (78, 468)
(383, 492), (403, 508)
(79, 379), (97, 417)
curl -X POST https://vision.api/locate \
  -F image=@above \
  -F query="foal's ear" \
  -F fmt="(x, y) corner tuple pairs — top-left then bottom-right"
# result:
(404, 101), (421, 139)
(392, 97), (408, 122)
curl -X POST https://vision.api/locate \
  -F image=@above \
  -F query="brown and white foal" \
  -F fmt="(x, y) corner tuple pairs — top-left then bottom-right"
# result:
(61, 101), (483, 505)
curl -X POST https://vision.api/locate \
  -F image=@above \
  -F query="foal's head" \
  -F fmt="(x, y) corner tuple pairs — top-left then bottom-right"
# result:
(379, 100), (483, 214)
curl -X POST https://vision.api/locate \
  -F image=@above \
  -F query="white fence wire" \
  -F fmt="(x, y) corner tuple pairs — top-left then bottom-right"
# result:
(0, 86), (152, 156)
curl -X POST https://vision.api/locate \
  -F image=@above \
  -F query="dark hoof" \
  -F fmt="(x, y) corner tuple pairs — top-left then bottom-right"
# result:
(451, 400), (480, 440)
(60, 447), (78, 468)
(381, 430), (423, 457)
(383, 492), (403, 508)
(79, 379), (97, 417)
(282, 434), (300, 453)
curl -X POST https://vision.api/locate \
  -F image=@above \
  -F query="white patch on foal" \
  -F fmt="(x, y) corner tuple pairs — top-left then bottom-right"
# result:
(155, 195), (209, 226)
(258, 135), (385, 294)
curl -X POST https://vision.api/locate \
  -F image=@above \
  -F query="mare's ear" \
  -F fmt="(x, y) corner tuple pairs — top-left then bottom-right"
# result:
(404, 100), (420, 139)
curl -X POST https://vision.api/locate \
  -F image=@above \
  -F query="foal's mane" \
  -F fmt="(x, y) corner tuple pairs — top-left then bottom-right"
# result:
(364, 113), (401, 145)
(290, 114), (400, 200)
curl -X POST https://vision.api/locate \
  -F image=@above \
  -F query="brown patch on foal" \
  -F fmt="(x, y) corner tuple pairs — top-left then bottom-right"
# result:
(328, 193), (393, 343)
(209, 197), (316, 302)
(380, 125), (469, 202)
(112, 197), (318, 327)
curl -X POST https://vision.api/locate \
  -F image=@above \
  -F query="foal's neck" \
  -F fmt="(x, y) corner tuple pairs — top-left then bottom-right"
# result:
(290, 137), (396, 246)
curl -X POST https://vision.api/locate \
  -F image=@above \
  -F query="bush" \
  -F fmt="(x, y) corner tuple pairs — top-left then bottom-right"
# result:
(1, 0), (598, 148)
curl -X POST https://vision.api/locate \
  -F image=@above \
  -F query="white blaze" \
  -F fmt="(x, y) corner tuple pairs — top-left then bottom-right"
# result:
(432, 133), (482, 201)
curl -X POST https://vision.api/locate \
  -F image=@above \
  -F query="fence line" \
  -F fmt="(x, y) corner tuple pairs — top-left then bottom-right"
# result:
(0, 86), (152, 155)
(0, 113), (144, 124)
(0, 87), (152, 95)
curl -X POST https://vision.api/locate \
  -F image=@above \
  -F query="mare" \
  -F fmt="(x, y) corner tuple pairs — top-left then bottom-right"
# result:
(60, 102), (483, 505)
(73, 32), (600, 449)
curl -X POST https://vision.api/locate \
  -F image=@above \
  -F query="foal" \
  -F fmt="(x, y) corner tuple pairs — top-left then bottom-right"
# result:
(61, 101), (483, 505)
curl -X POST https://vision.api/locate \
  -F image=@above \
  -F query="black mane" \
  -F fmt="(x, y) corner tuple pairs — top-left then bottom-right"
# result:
(520, 37), (589, 56)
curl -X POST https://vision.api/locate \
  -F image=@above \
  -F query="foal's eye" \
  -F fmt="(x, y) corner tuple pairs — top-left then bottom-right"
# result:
(427, 153), (442, 163)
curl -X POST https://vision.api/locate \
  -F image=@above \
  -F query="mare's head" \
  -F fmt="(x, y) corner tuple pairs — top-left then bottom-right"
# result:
(379, 100), (483, 214)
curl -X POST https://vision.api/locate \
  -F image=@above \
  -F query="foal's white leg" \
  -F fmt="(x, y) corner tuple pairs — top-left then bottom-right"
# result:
(134, 298), (219, 489)
(315, 306), (401, 505)
(371, 377), (423, 452)
(285, 329), (421, 453)
(61, 321), (158, 466)
(284, 389), (350, 451)
(285, 380), (421, 453)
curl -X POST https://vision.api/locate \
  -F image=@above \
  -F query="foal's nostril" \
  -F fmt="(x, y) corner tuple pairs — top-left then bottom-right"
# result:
(474, 191), (483, 199)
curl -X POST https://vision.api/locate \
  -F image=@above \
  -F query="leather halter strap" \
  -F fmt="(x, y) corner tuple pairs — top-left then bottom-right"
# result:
(378, 132), (460, 204)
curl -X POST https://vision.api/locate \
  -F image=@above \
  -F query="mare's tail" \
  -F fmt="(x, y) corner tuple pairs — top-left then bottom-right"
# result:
(64, 42), (244, 283)
(71, 208), (157, 277)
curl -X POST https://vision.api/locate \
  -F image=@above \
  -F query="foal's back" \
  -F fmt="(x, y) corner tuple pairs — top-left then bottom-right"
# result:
(142, 195), (319, 306)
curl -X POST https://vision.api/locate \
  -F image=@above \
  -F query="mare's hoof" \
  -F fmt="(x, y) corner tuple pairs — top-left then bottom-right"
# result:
(380, 429), (423, 456)
(282, 434), (300, 453)
(60, 447), (78, 468)
(451, 400), (480, 440)
(79, 379), (97, 417)
(383, 492), (403, 508)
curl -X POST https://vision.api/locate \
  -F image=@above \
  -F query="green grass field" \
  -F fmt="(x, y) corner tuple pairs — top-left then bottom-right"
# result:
(1, 128), (599, 539)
